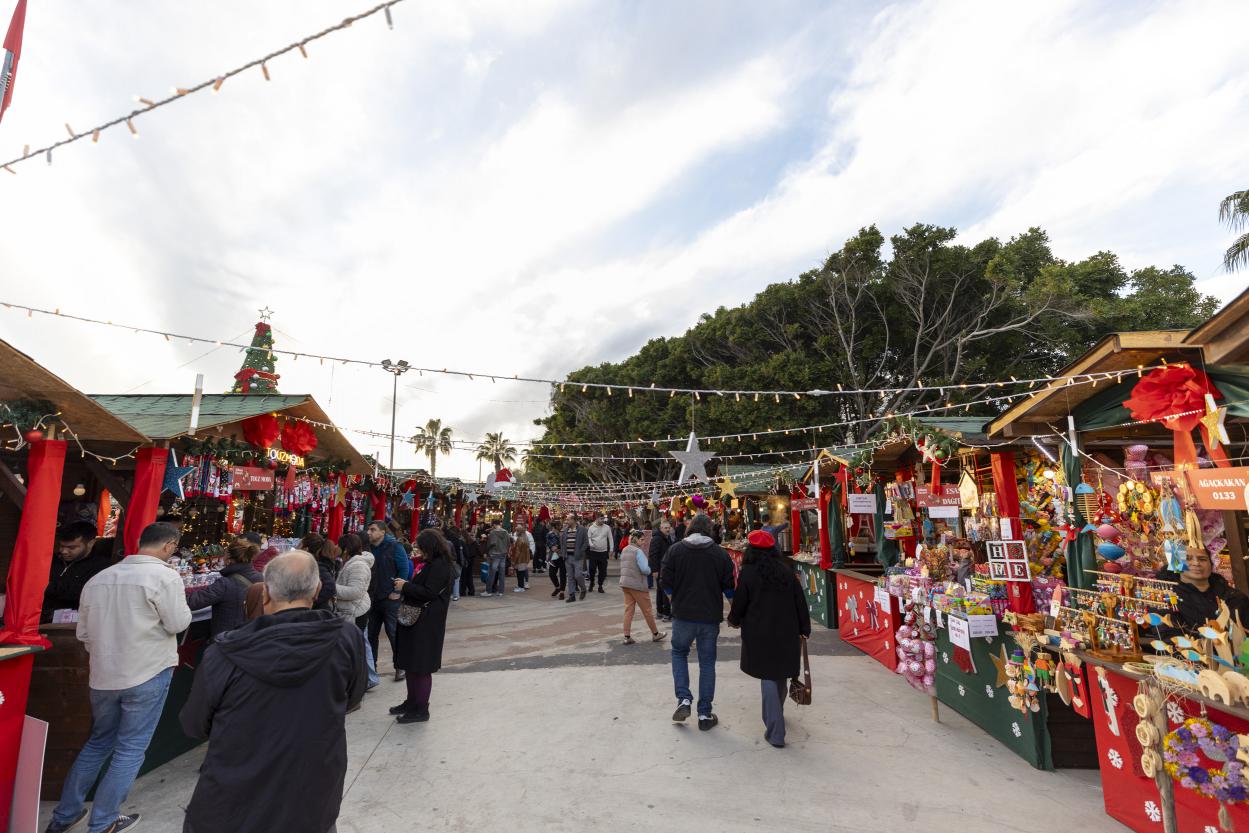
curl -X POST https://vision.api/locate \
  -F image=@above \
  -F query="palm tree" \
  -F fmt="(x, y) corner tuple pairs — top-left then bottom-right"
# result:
(411, 418), (454, 480)
(1220, 189), (1249, 272)
(475, 432), (517, 472)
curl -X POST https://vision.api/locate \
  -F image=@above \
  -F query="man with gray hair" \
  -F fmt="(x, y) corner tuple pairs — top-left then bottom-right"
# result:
(180, 551), (366, 833)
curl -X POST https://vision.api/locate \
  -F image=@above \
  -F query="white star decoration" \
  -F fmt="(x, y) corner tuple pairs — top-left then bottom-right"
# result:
(258, 306), (275, 322)
(463, 490), (479, 504)
(670, 431), (715, 484)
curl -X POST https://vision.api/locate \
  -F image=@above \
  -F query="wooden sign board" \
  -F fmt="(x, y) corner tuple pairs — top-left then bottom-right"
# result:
(986, 539), (1030, 582)
(1184, 467), (1249, 511)
(232, 466), (275, 491)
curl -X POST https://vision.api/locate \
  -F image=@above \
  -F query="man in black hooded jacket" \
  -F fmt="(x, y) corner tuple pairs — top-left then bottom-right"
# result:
(180, 550), (366, 833)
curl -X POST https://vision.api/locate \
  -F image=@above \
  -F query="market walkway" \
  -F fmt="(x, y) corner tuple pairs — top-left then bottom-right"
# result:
(41, 573), (1124, 833)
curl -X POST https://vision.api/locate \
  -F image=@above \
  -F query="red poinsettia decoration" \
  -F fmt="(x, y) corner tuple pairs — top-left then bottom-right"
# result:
(279, 420), (318, 456)
(1123, 364), (1224, 466)
(241, 413), (280, 450)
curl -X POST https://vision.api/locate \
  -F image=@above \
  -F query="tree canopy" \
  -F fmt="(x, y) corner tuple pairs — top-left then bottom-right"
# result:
(530, 223), (1219, 483)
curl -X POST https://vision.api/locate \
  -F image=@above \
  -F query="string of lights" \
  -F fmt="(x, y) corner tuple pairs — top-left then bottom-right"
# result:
(0, 300), (1167, 405)
(0, 1), (406, 173)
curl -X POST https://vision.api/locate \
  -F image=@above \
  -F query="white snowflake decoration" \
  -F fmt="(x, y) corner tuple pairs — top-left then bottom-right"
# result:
(1011, 722), (1022, 738)
(941, 652), (949, 664)
(958, 684), (966, 697)
(1107, 749), (1123, 769)
(1166, 701), (1186, 725)
(0, 690), (5, 706)
(985, 685), (995, 699)
(1105, 686), (1120, 708)
(884, 641), (890, 650)
(1205, 826), (1219, 833)
(1144, 801), (1161, 823)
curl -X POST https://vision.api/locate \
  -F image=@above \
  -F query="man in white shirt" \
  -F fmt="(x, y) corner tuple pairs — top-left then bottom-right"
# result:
(45, 522), (192, 833)
(585, 515), (614, 594)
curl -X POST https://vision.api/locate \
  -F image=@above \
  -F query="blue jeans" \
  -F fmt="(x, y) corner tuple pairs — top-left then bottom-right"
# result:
(671, 619), (720, 717)
(359, 622), (380, 687)
(52, 667), (174, 833)
(486, 556), (507, 594)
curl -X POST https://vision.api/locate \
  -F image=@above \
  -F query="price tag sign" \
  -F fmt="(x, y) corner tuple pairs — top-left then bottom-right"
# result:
(923, 606), (932, 625)
(873, 585), (891, 612)
(1049, 597), (1061, 618)
(848, 493), (877, 514)
(948, 615), (971, 650)
(967, 613), (999, 638)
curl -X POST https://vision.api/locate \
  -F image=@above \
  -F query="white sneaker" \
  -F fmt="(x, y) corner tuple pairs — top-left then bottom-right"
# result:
(513, 588), (524, 593)
(451, 595), (460, 601)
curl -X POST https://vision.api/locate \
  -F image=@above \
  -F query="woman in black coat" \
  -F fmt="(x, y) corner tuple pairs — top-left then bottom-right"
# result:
(727, 530), (811, 748)
(390, 527), (453, 723)
(186, 540), (262, 637)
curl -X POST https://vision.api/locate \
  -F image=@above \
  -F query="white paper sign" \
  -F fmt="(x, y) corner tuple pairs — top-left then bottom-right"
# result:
(967, 613), (999, 638)
(1049, 598), (1061, 618)
(948, 615), (971, 650)
(848, 493), (877, 514)
(51, 609), (79, 624)
(923, 606), (933, 625)
(999, 517), (1014, 539)
(927, 505), (960, 519)
(936, 609), (945, 629)
(873, 586), (891, 612)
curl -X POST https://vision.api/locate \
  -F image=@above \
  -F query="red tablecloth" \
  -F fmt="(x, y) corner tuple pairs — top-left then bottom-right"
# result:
(1088, 663), (1249, 832)
(834, 570), (900, 671)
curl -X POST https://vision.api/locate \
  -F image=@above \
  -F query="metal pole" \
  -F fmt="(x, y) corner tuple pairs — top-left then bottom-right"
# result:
(390, 372), (398, 470)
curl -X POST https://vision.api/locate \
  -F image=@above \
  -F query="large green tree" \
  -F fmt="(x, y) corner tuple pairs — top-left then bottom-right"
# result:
(531, 223), (1219, 483)
(476, 432), (517, 472)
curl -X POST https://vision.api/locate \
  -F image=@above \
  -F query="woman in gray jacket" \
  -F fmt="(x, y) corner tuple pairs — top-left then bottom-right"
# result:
(336, 533), (378, 690)
(619, 529), (666, 645)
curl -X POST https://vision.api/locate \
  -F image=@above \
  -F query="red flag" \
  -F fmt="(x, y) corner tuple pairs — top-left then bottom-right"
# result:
(0, 0), (27, 123)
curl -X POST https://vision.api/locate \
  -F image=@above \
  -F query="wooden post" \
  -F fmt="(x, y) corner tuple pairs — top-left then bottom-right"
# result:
(930, 694), (940, 723)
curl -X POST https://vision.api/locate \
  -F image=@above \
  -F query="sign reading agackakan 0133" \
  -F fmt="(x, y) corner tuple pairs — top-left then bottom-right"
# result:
(1184, 467), (1249, 511)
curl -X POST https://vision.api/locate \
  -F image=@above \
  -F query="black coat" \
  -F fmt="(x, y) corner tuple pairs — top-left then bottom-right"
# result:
(727, 561), (812, 680)
(41, 552), (111, 621)
(180, 608), (366, 833)
(186, 563), (263, 637)
(660, 535), (735, 624)
(314, 557), (339, 611)
(648, 531), (675, 574)
(394, 557), (452, 675)
(1156, 570), (1249, 634)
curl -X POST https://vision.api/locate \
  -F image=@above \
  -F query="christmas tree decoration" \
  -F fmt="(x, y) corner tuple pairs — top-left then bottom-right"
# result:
(231, 318), (281, 394)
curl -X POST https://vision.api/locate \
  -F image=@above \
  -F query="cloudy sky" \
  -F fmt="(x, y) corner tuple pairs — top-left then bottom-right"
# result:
(0, 0), (1246, 479)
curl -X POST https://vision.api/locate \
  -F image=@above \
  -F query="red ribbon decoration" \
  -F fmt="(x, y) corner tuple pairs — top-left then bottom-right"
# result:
(241, 413), (280, 449)
(279, 420), (319, 456)
(1123, 365), (1228, 467)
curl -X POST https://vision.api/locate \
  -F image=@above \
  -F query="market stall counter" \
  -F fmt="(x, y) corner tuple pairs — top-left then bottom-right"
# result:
(27, 613), (212, 799)
(833, 569), (900, 669)
(1083, 655), (1249, 833)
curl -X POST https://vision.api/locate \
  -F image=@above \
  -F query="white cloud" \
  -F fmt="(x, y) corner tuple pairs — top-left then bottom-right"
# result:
(0, 0), (1246, 480)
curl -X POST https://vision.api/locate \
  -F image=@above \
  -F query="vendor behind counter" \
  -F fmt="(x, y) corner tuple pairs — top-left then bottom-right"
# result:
(41, 520), (111, 623)
(1156, 546), (1249, 635)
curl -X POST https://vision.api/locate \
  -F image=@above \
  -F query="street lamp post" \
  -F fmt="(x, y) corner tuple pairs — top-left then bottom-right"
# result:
(380, 359), (410, 470)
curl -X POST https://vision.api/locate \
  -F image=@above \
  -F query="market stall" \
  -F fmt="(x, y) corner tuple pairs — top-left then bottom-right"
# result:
(0, 338), (151, 818)
(834, 568), (900, 670)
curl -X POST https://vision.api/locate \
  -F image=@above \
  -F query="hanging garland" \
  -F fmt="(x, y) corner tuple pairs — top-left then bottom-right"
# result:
(0, 397), (57, 439)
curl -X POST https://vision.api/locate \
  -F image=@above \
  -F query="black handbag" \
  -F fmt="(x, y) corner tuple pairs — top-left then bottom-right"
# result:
(789, 637), (812, 706)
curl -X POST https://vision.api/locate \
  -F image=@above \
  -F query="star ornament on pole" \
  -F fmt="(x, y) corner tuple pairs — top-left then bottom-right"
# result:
(670, 431), (714, 484)
(161, 449), (197, 499)
(1201, 392), (1230, 449)
(257, 305), (275, 322)
(716, 476), (740, 499)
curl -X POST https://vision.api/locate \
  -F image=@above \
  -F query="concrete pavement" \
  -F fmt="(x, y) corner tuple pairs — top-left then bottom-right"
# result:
(39, 568), (1125, 832)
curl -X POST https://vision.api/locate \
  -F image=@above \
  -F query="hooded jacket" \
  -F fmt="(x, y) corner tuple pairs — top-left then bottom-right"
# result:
(180, 607), (366, 833)
(660, 533), (736, 624)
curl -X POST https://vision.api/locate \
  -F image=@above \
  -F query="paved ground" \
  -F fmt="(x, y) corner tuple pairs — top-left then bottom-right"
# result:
(40, 566), (1127, 832)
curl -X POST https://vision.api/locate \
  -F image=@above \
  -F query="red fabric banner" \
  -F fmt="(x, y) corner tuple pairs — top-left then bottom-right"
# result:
(327, 476), (346, 541)
(835, 572), (900, 671)
(124, 446), (166, 556)
(0, 654), (36, 827)
(818, 484), (833, 570)
(991, 451), (1035, 613)
(0, 439), (66, 645)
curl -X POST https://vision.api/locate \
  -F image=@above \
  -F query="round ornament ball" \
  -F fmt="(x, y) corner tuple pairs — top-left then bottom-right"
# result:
(23, 429), (44, 443)
(925, 659), (936, 673)
(922, 674), (935, 688)
(1096, 523), (1120, 541)
(923, 642), (935, 658)
(909, 660), (923, 675)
